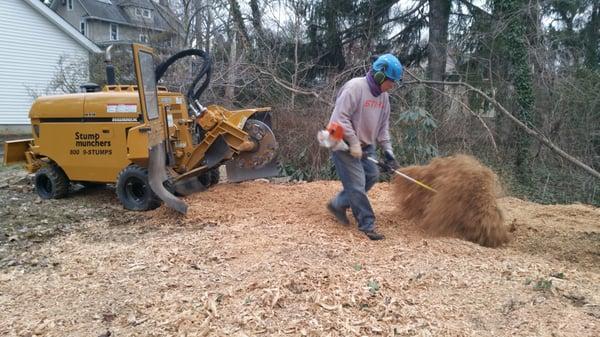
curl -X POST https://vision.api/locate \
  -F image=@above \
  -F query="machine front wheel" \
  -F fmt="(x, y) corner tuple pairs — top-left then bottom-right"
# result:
(35, 164), (70, 199)
(198, 167), (220, 187)
(116, 165), (161, 211)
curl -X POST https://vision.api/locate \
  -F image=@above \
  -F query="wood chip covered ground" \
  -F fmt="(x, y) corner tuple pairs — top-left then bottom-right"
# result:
(1, 180), (599, 336)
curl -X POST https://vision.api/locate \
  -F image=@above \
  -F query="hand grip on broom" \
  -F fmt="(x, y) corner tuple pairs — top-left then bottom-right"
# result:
(366, 156), (438, 193)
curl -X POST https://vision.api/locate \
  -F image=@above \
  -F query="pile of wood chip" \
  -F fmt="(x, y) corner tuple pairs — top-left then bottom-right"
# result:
(1, 181), (598, 336)
(394, 155), (508, 247)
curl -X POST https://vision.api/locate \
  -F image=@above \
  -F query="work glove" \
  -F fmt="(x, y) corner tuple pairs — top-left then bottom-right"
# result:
(382, 150), (400, 173)
(349, 143), (363, 159)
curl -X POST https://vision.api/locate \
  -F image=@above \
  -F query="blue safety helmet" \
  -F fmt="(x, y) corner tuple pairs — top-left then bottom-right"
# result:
(372, 54), (403, 82)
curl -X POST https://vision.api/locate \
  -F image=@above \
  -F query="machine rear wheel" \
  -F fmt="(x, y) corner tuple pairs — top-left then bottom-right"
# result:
(116, 165), (161, 211)
(35, 164), (70, 199)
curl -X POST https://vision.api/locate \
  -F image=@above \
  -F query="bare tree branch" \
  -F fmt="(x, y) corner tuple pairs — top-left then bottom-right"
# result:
(422, 83), (500, 154)
(255, 67), (332, 107)
(403, 69), (600, 180)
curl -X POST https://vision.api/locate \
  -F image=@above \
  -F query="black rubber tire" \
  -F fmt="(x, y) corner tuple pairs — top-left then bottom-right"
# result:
(209, 168), (220, 186)
(35, 164), (70, 199)
(116, 165), (161, 211)
(198, 167), (220, 188)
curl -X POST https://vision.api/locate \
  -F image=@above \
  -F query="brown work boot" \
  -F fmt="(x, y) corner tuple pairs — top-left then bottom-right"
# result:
(326, 201), (349, 225)
(362, 230), (385, 240)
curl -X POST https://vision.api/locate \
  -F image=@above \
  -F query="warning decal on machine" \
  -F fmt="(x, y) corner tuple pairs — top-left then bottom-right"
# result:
(106, 104), (137, 113)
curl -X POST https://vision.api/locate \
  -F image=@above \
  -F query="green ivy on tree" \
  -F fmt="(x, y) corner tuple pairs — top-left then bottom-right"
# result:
(494, 0), (535, 185)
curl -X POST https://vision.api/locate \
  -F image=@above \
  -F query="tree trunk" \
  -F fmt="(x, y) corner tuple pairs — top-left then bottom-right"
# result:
(204, 2), (212, 53)
(291, 3), (301, 108)
(584, 3), (599, 69)
(324, 0), (345, 70)
(291, 32), (299, 108)
(226, 27), (237, 102)
(427, 0), (451, 117)
(228, 0), (249, 47)
(182, 0), (192, 47)
(249, 0), (264, 42)
(194, 0), (204, 49)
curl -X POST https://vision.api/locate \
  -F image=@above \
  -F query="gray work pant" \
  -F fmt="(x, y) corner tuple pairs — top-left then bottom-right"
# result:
(330, 145), (379, 232)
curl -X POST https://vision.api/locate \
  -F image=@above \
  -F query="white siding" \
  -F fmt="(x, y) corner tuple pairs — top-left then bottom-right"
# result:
(0, 0), (91, 125)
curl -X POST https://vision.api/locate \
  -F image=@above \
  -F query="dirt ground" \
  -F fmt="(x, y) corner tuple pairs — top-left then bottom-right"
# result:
(0, 167), (599, 336)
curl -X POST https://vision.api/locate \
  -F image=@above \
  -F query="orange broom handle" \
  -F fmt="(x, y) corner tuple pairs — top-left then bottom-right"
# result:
(366, 157), (438, 193)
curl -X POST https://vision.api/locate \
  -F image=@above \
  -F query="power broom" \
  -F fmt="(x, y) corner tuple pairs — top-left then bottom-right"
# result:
(317, 122), (437, 193)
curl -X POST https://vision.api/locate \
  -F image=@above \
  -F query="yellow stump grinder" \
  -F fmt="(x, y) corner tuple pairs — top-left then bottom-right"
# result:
(3, 44), (279, 214)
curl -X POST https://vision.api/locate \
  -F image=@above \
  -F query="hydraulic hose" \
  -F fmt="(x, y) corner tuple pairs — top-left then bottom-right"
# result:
(154, 49), (212, 104)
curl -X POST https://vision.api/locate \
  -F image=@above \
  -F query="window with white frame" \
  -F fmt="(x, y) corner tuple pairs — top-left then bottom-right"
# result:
(67, 0), (73, 11)
(134, 8), (152, 19)
(110, 24), (118, 41)
(80, 20), (86, 36)
(139, 34), (149, 43)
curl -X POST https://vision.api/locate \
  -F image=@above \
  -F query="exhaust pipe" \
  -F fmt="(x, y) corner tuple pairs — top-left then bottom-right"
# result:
(105, 45), (116, 85)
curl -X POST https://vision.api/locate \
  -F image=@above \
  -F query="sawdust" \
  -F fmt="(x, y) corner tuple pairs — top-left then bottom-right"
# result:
(0, 180), (599, 336)
(394, 155), (509, 247)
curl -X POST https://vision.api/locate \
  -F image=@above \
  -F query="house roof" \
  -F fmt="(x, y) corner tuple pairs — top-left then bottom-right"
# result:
(72, 0), (179, 33)
(152, 2), (183, 34)
(24, 0), (101, 53)
(78, 0), (130, 25)
(118, 0), (154, 10)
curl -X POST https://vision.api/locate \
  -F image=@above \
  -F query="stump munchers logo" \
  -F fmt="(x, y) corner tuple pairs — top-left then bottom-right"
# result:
(70, 132), (113, 156)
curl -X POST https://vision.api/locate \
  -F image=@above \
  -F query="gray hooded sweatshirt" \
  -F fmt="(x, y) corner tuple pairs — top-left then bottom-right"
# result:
(329, 77), (393, 153)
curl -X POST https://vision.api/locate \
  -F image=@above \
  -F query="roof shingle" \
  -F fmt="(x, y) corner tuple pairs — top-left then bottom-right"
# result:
(77, 0), (176, 31)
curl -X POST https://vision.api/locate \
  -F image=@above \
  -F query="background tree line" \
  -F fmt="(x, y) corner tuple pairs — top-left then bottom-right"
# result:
(93, 0), (600, 205)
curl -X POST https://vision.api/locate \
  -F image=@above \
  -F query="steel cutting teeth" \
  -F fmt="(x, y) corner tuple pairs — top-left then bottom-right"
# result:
(236, 119), (278, 168)
(225, 119), (279, 182)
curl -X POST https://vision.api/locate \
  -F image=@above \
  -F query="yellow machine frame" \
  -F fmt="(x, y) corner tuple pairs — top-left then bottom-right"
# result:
(3, 44), (278, 213)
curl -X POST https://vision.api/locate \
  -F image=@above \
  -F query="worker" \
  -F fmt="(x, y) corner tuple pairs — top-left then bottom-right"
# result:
(326, 54), (402, 240)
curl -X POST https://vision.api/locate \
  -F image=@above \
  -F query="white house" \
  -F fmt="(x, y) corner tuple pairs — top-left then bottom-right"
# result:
(0, 0), (101, 134)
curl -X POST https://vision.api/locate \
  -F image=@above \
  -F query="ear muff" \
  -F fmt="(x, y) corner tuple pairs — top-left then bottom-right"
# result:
(373, 63), (387, 85)
(373, 71), (386, 84)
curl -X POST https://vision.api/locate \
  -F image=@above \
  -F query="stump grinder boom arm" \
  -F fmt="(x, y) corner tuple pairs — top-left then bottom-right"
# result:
(131, 44), (279, 213)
